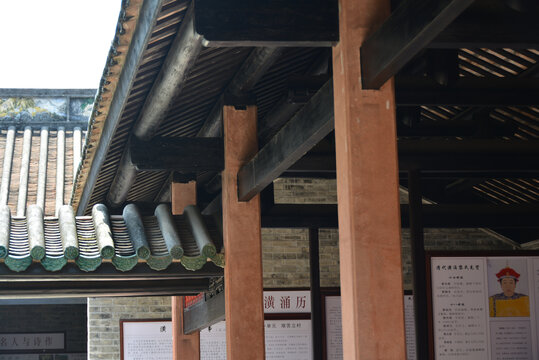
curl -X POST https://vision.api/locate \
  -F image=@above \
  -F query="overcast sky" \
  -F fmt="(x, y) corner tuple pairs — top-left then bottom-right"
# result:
(0, 0), (122, 89)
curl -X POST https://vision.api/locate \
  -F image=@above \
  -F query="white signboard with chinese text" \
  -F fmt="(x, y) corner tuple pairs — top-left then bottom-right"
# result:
(121, 320), (172, 360)
(431, 256), (539, 360)
(263, 291), (310, 313)
(200, 322), (226, 360)
(404, 295), (417, 360)
(324, 296), (343, 360)
(200, 320), (312, 360)
(265, 320), (312, 359)
(0, 333), (64, 352)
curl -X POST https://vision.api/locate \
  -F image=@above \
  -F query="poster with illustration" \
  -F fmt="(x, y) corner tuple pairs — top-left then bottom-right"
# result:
(487, 258), (530, 318)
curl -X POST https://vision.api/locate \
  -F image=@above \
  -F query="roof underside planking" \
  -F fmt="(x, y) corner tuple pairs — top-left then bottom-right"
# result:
(72, 0), (539, 245)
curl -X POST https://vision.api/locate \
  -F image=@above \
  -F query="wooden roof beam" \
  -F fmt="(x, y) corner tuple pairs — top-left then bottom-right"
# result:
(194, 0), (338, 47)
(130, 137), (223, 172)
(262, 203), (539, 229)
(237, 80), (334, 201)
(106, 6), (204, 208)
(360, 0), (473, 89)
(396, 77), (539, 106)
(76, 0), (165, 215)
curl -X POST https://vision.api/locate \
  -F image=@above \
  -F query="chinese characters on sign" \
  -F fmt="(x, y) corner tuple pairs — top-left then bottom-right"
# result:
(0, 333), (64, 352)
(263, 291), (310, 313)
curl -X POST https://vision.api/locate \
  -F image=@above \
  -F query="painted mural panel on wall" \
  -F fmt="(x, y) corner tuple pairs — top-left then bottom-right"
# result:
(0, 97), (93, 123)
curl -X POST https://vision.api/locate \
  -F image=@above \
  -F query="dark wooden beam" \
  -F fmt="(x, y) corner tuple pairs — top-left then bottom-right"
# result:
(183, 291), (225, 334)
(130, 137), (223, 172)
(194, 0), (338, 47)
(262, 203), (539, 229)
(398, 139), (539, 174)
(261, 204), (339, 228)
(237, 81), (334, 201)
(0, 262), (224, 280)
(198, 48), (284, 138)
(279, 138), (539, 178)
(396, 77), (539, 106)
(361, 0), (473, 89)
(430, 10), (539, 48)
(402, 204), (539, 229)
(0, 278), (209, 298)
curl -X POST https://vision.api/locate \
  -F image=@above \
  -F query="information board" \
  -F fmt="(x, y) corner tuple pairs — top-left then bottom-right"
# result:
(430, 255), (539, 360)
(200, 320), (312, 360)
(120, 320), (172, 360)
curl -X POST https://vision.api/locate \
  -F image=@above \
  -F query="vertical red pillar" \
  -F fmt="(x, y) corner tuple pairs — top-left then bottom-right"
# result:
(222, 105), (265, 359)
(332, 0), (406, 358)
(171, 180), (200, 360)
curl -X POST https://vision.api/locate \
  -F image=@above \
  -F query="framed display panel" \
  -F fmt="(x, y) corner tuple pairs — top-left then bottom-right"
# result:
(120, 319), (172, 360)
(427, 251), (539, 360)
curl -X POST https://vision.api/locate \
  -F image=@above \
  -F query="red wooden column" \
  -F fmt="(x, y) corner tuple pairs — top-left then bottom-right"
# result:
(222, 105), (265, 360)
(171, 181), (197, 215)
(332, 0), (406, 359)
(171, 181), (200, 360)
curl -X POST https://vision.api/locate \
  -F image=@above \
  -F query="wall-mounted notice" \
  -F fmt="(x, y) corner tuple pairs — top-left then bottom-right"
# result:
(265, 320), (312, 359)
(120, 320), (172, 360)
(430, 255), (539, 360)
(200, 320), (312, 359)
(404, 295), (417, 360)
(324, 296), (342, 360)
(200, 322), (226, 360)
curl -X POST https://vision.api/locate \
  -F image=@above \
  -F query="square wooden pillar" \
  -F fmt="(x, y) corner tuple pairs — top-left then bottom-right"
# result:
(222, 105), (265, 359)
(171, 180), (197, 215)
(332, 0), (406, 359)
(171, 180), (200, 360)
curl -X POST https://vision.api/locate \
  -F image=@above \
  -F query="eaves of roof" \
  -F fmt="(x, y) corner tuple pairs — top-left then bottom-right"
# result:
(0, 203), (223, 274)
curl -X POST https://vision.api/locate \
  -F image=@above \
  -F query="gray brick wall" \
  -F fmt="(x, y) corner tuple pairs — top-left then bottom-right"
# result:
(88, 297), (171, 360)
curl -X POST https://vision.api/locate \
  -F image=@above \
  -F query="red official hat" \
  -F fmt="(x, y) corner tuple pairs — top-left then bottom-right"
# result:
(496, 267), (520, 280)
